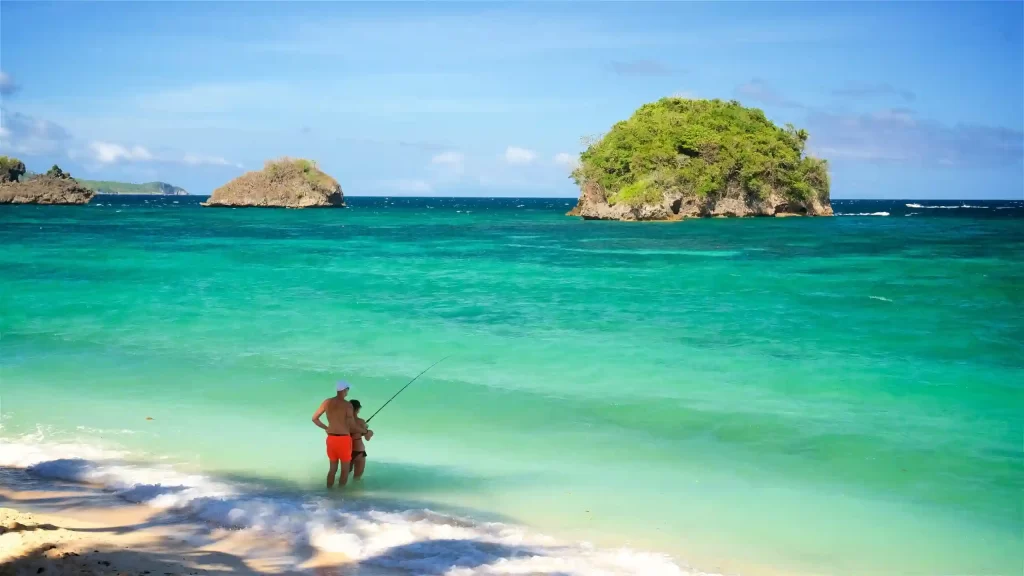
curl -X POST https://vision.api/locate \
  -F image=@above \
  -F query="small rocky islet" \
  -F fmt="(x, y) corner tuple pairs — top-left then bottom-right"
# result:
(566, 97), (833, 221)
(202, 157), (344, 208)
(0, 160), (95, 205)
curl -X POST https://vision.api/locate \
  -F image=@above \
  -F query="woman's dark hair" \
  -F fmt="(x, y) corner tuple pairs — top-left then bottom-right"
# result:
(350, 399), (362, 412)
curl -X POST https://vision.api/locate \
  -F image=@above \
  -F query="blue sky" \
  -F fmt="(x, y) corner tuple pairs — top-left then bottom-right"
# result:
(1, 1), (1021, 199)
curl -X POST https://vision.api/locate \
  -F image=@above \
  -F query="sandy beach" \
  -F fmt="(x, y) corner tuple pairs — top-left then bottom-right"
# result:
(0, 470), (350, 576)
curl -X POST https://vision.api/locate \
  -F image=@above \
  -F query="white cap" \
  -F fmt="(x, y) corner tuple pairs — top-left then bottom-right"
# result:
(336, 380), (351, 392)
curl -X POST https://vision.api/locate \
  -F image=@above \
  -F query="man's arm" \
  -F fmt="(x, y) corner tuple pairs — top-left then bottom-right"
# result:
(312, 400), (329, 432)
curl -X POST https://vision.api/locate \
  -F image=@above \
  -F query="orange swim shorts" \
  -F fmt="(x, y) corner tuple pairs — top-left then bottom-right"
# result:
(326, 434), (353, 463)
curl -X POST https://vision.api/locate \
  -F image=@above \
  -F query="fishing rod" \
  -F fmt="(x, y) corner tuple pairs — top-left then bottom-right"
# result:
(365, 355), (450, 423)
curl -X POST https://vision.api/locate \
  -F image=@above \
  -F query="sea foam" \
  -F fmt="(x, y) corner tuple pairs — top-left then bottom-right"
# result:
(905, 203), (988, 209)
(0, 432), (694, 576)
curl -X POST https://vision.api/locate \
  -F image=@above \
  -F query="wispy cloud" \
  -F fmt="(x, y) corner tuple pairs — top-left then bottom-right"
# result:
(608, 60), (676, 77)
(135, 82), (294, 114)
(735, 79), (805, 109)
(807, 108), (1024, 168)
(0, 108), (241, 170)
(504, 146), (537, 165)
(553, 152), (578, 169)
(0, 108), (72, 155)
(430, 150), (465, 175)
(0, 71), (18, 96)
(833, 83), (916, 102)
(87, 141), (154, 164)
(182, 153), (243, 169)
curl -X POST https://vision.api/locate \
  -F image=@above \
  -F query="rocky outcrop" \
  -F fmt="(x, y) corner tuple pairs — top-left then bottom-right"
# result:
(567, 97), (833, 222)
(567, 181), (833, 221)
(0, 174), (95, 205)
(203, 158), (344, 208)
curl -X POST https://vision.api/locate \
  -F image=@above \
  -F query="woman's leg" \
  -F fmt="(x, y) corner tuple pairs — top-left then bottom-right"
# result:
(354, 455), (366, 480)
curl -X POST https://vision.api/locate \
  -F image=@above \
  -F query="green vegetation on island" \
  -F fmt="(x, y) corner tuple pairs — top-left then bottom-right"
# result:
(0, 159), (94, 205)
(12, 159), (187, 195)
(75, 179), (188, 196)
(203, 157), (344, 208)
(568, 97), (832, 220)
(0, 155), (27, 183)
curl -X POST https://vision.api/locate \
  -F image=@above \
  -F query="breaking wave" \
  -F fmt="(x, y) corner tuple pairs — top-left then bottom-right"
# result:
(904, 203), (988, 209)
(0, 432), (694, 576)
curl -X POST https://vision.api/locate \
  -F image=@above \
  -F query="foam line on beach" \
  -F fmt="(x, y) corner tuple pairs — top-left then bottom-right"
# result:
(0, 432), (695, 576)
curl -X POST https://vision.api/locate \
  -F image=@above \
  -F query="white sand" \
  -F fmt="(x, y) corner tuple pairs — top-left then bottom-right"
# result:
(0, 480), (354, 576)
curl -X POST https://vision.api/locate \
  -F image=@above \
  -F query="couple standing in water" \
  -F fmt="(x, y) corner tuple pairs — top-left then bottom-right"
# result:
(311, 381), (373, 488)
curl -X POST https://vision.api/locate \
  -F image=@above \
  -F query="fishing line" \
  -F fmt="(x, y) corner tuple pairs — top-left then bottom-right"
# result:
(365, 355), (450, 423)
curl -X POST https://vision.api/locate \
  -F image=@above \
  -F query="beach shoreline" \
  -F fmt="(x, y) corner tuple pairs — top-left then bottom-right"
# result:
(0, 472), (354, 576)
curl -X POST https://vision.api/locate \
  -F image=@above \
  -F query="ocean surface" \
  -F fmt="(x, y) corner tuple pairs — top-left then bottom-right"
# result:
(1, 196), (1022, 576)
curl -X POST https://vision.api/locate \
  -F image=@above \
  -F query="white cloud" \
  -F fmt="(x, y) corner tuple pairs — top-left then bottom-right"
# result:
(88, 141), (154, 164)
(0, 109), (241, 169)
(0, 71), (17, 96)
(182, 153), (243, 168)
(807, 108), (1023, 168)
(553, 152), (578, 168)
(0, 109), (72, 155)
(671, 91), (697, 99)
(504, 146), (537, 165)
(430, 150), (465, 175)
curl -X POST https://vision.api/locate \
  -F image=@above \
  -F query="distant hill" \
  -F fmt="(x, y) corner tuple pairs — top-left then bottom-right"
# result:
(76, 179), (189, 195)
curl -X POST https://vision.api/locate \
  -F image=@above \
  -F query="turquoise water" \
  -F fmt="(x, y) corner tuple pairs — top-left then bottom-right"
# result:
(1, 196), (1022, 575)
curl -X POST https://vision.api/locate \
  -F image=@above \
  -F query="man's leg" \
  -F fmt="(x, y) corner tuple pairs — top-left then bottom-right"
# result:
(326, 459), (339, 488)
(338, 461), (351, 486)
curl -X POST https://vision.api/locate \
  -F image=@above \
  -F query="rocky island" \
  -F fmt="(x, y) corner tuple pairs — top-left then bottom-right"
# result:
(567, 98), (832, 220)
(0, 158), (95, 205)
(203, 157), (344, 208)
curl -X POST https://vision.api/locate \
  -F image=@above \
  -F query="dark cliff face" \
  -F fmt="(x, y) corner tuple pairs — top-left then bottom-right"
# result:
(0, 175), (95, 205)
(567, 181), (833, 221)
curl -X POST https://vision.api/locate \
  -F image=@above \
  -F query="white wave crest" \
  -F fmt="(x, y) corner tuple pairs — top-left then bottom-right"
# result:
(837, 212), (889, 216)
(904, 204), (988, 209)
(0, 434), (694, 576)
(869, 296), (893, 302)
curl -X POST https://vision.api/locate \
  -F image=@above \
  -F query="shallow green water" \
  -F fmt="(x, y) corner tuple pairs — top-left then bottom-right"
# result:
(1, 197), (1022, 575)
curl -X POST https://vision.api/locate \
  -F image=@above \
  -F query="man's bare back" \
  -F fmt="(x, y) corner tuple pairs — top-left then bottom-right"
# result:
(322, 396), (355, 435)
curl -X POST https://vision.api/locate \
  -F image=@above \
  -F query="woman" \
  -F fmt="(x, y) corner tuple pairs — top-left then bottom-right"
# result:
(349, 399), (373, 480)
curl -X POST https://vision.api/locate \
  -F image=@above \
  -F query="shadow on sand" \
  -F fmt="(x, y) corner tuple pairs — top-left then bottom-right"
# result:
(1, 465), (577, 575)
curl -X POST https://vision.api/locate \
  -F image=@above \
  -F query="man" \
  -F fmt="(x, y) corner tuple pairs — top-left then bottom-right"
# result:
(312, 381), (356, 488)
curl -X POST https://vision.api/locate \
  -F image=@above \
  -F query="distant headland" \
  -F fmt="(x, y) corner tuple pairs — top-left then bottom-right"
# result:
(567, 97), (833, 221)
(0, 155), (191, 205)
(202, 157), (344, 208)
(77, 179), (189, 196)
